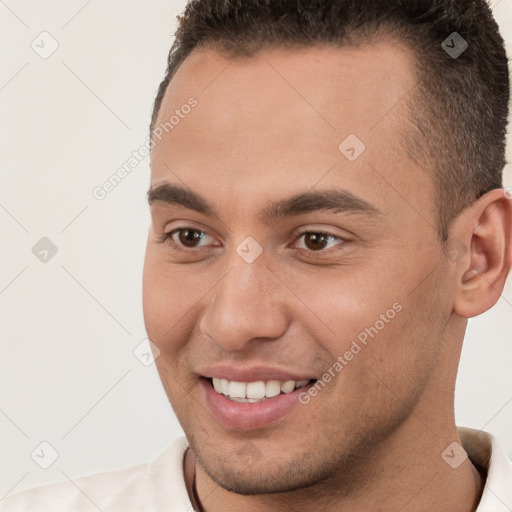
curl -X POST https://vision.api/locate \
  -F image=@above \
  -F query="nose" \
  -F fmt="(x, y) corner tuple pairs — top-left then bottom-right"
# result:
(198, 254), (289, 351)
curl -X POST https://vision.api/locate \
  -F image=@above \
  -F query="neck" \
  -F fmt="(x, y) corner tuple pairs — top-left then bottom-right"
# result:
(186, 419), (484, 512)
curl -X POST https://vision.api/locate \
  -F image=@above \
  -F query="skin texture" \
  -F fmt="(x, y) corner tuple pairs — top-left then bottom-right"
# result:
(143, 43), (511, 511)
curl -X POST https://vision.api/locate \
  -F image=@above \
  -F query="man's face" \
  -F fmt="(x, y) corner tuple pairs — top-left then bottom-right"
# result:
(143, 43), (455, 493)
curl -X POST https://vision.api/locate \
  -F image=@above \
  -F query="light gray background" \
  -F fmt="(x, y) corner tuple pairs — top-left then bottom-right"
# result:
(1, 0), (511, 499)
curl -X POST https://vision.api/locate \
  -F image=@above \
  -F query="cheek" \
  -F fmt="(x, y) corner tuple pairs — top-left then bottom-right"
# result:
(350, 275), (447, 408)
(286, 259), (441, 386)
(283, 265), (398, 347)
(142, 248), (212, 352)
(142, 248), (184, 345)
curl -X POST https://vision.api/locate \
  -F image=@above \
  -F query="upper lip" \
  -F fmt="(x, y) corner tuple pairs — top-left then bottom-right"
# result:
(199, 365), (316, 382)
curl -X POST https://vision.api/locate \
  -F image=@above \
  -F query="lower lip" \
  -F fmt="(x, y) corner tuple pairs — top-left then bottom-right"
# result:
(201, 379), (313, 430)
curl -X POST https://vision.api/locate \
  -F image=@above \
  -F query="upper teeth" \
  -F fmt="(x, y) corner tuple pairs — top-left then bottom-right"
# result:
(211, 378), (310, 401)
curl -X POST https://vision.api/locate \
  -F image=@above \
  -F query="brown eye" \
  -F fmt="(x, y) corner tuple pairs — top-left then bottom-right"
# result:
(295, 231), (347, 256)
(158, 226), (220, 252)
(175, 228), (204, 247)
(303, 233), (330, 251)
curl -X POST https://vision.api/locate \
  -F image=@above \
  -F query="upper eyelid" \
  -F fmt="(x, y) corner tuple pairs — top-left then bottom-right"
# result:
(165, 226), (346, 249)
(163, 221), (346, 237)
(165, 226), (343, 239)
(292, 230), (345, 251)
(294, 228), (343, 239)
(166, 227), (216, 246)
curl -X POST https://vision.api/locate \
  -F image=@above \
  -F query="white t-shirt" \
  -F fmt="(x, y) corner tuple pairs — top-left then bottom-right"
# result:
(1, 427), (511, 511)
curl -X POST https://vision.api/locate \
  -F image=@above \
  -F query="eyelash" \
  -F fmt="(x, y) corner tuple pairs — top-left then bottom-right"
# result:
(157, 227), (346, 256)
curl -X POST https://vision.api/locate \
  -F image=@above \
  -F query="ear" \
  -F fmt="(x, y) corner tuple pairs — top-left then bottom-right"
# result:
(450, 188), (512, 318)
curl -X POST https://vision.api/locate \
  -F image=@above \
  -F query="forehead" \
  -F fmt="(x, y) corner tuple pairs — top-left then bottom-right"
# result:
(155, 42), (415, 142)
(150, 43), (434, 228)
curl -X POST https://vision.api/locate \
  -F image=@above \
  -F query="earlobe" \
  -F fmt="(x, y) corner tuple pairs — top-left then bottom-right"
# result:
(452, 188), (512, 319)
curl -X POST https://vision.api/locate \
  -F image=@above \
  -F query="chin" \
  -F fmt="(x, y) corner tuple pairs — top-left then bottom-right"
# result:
(205, 464), (326, 495)
(191, 436), (336, 496)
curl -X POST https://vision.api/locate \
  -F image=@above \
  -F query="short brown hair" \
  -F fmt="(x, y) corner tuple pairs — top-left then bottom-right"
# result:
(150, 0), (510, 240)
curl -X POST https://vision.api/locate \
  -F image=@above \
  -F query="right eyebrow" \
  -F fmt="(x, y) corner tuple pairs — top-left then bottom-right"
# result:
(147, 182), (219, 217)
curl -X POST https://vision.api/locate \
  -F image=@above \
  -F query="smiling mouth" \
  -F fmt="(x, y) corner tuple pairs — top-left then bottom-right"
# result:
(205, 377), (316, 403)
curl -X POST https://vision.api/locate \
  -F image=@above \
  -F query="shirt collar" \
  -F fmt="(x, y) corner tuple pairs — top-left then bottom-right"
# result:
(459, 427), (512, 511)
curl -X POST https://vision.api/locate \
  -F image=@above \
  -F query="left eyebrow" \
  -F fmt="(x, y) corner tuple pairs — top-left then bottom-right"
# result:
(147, 182), (383, 224)
(259, 188), (382, 224)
